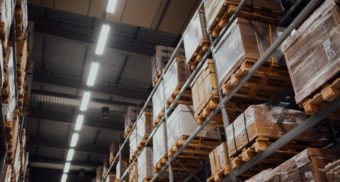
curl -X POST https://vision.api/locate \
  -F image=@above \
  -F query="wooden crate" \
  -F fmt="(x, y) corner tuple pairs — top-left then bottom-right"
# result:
(281, 0), (340, 115)
(226, 104), (332, 171)
(204, 0), (283, 37)
(207, 143), (231, 182)
(183, 9), (210, 70)
(191, 59), (220, 124)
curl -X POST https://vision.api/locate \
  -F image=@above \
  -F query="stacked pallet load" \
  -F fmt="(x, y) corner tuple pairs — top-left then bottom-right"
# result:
(207, 142), (230, 182)
(0, 164), (12, 182)
(244, 169), (272, 182)
(166, 104), (221, 173)
(151, 46), (174, 87)
(183, 9), (210, 70)
(281, 0), (340, 115)
(248, 148), (340, 181)
(212, 17), (290, 104)
(226, 104), (331, 176)
(116, 159), (128, 181)
(128, 162), (137, 182)
(124, 106), (137, 138)
(152, 122), (167, 173)
(152, 83), (164, 126)
(137, 147), (153, 182)
(129, 127), (138, 162)
(204, 0), (283, 37)
(325, 159), (340, 181)
(109, 142), (119, 165)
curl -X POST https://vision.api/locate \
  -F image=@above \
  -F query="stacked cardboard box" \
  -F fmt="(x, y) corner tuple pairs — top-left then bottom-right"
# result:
(136, 112), (152, 147)
(152, 81), (165, 126)
(124, 106), (137, 138)
(129, 127), (138, 160)
(152, 122), (167, 170)
(281, 0), (340, 114)
(128, 162), (138, 182)
(137, 147), (153, 182)
(325, 159), (340, 181)
(209, 143), (230, 177)
(116, 160), (128, 180)
(151, 46), (174, 86)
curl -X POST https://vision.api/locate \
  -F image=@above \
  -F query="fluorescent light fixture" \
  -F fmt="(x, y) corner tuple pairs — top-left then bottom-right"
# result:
(80, 91), (91, 111)
(106, 0), (117, 13)
(66, 149), (75, 161)
(95, 24), (110, 55)
(61, 174), (68, 182)
(70, 133), (79, 147)
(86, 62), (99, 86)
(74, 115), (84, 131)
(63, 162), (71, 173)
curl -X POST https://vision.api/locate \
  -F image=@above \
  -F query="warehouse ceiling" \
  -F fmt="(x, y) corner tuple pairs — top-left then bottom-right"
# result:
(25, 0), (200, 181)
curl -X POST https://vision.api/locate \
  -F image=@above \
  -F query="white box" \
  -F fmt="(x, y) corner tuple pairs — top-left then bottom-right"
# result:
(152, 82), (165, 122)
(124, 106), (137, 131)
(136, 112), (152, 145)
(129, 127), (137, 159)
(152, 122), (167, 167)
(137, 147), (153, 182)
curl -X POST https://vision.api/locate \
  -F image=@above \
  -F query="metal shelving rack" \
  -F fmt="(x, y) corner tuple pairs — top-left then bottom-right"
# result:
(102, 0), (340, 181)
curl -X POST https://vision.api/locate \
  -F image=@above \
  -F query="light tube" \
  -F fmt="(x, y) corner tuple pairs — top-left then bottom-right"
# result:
(70, 133), (79, 147)
(86, 62), (99, 86)
(80, 92), (91, 111)
(63, 162), (71, 173)
(95, 24), (110, 55)
(74, 115), (84, 131)
(106, 0), (117, 14)
(66, 149), (75, 161)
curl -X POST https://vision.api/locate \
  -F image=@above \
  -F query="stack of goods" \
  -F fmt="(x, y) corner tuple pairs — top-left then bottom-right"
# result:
(183, 9), (210, 70)
(152, 122), (167, 172)
(128, 162), (138, 182)
(152, 82), (165, 126)
(244, 169), (272, 182)
(151, 45), (174, 87)
(325, 159), (340, 181)
(124, 106), (137, 138)
(109, 142), (119, 165)
(226, 104), (330, 171)
(136, 112), (152, 150)
(137, 147), (153, 182)
(129, 128), (138, 162)
(204, 0), (283, 37)
(281, 0), (340, 115)
(0, 164), (12, 182)
(163, 56), (191, 108)
(116, 159), (128, 180)
(207, 143), (230, 182)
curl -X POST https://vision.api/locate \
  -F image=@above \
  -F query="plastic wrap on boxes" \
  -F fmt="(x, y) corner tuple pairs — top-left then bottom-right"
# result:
(129, 162), (138, 182)
(129, 127), (137, 159)
(0, 0), (14, 40)
(163, 57), (187, 101)
(183, 10), (209, 63)
(137, 147), (153, 182)
(152, 81), (164, 122)
(267, 148), (340, 182)
(2, 47), (17, 121)
(167, 104), (221, 149)
(204, 0), (225, 33)
(244, 169), (272, 182)
(125, 106), (137, 132)
(213, 18), (259, 85)
(152, 122), (167, 167)
(151, 46), (174, 81)
(226, 104), (307, 156)
(281, 0), (340, 104)
(116, 160), (128, 180)
(136, 112), (152, 145)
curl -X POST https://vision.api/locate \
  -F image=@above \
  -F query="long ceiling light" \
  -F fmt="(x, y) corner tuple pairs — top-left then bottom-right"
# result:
(74, 115), (84, 131)
(80, 91), (91, 111)
(66, 149), (75, 161)
(87, 62), (100, 86)
(70, 133), (79, 147)
(61, 174), (68, 182)
(106, 0), (118, 13)
(95, 24), (110, 55)
(63, 162), (71, 173)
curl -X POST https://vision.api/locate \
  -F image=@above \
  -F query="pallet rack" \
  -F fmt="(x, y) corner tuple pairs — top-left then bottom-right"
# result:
(102, 0), (340, 181)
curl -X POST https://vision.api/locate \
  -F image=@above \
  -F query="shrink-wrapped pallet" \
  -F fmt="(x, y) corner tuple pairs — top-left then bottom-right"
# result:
(129, 127), (137, 159)
(281, 0), (340, 105)
(209, 142), (230, 175)
(152, 122), (167, 167)
(129, 162), (138, 182)
(226, 104), (309, 157)
(137, 147), (153, 182)
(124, 106), (137, 136)
(0, 0), (14, 41)
(183, 10), (209, 67)
(166, 104), (220, 150)
(116, 160), (128, 180)
(136, 112), (152, 146)
(151, 46), (174, 83)
(152, 81), (165, 124)
(267, 148), (340, 182)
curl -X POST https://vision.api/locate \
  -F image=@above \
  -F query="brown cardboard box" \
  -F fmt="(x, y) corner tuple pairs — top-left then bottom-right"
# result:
(209, 142), (230, 175)
(281, 0), (340, 105)
(128, 162), (138, 182)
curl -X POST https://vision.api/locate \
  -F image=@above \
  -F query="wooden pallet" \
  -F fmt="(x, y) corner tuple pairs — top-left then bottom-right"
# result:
(165, 87), (192, 108)
(129, 136), (149, 163)
(195, 91), (220, 125)
(152, 109), (164, 127)
(123, 126), (133, 139)
(168, 135), (220, 160)
(154, 154), (204, 174)
(141, 177), (152, 182)
(206, 166), (231, 182)
(221, 59), (290, 101)
(152, 74), (161, 87)
(208, 2), (282, 37)
(188, 40), (210, 70)
(302, 77), (340, 116)
(154, 154), (168, 173)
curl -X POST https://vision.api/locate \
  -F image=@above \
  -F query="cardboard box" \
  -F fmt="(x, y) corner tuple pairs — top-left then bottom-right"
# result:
(136, 112), (152, 145)
(244, 169), (272, 182)
(3, 47), (17, 121)
(152, 122), (167, 167)
(209, 142), (230, 175)
(0, 0), (14, 41)
(152, 82), (164, 122)
(151, 45), (174, 83)
(281, 0), (340, 105)
(137, 147), (153, 182)
(129, 127), (137, 160)
(124, 106), (137, 134)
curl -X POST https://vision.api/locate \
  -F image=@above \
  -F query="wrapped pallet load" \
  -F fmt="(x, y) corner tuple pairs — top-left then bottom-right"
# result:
(0, 0), (14, 44)
(227, 104), (330, 168)
(163, 56), (191, 107)
(152, 122), (167, 172)
(0, 164), (11, 182)
(151, 46), (174, 86)
(213, 18), (289, 100)
(128, 162), (138, 182)
(124, 106), (137, 138)
(183, 9), (210, 69)
(281, 0), (340, 115)
(136, 112), (152, 149)
(3, 47), (17, 122)
(129, 127), (138, 161)
(208, 142), (231, 181)
(137, 147), (153, 182)
(152, 81), (165, 126)
(109, 142), (119, 165)
(204, 0), (283, 37)
(116, 160), (128, 180)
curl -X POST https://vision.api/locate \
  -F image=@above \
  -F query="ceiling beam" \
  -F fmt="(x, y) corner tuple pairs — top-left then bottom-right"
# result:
(28, 4), (179, 56)
(33, 71), (148, 100)
(29, 136), (108, 155)
(28, 108), (124, 131)
(29, 157), (101, 171)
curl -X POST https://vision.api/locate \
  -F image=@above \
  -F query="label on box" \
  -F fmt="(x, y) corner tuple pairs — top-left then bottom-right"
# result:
(323, 38), (336, 62)
(304, 171), (313, 178)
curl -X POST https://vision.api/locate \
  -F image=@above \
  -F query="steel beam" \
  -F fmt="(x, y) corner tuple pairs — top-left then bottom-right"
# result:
(28, 108), (124, 131)
(29, 136), (108, 154)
